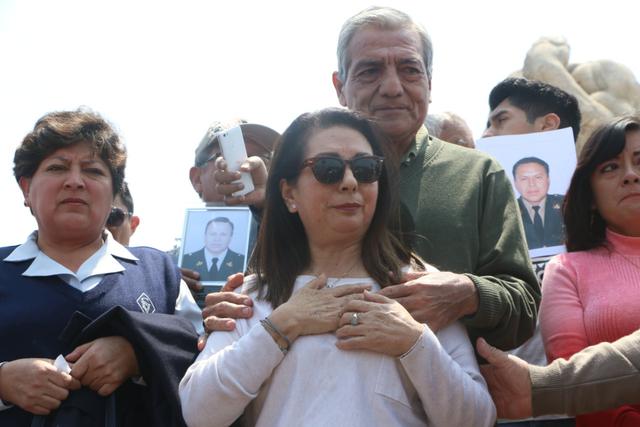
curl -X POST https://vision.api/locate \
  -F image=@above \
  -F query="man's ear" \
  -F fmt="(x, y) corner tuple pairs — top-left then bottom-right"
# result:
(130, 215), (140, 235)
(541, 113), (561, 131)
(189, 167), (202, 196)
(332, 71), (347, 107)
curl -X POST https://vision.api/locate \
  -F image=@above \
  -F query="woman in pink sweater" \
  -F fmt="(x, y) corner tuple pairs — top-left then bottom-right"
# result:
(540, 115), (640, 427)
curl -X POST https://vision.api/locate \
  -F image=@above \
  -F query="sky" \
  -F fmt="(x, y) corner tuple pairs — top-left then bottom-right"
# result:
(1, 0), (639, 251)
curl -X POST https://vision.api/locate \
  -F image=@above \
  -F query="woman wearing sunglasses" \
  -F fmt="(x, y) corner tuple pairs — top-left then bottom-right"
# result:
(0, 109), (201, 426)
(179, 108), (495, 427)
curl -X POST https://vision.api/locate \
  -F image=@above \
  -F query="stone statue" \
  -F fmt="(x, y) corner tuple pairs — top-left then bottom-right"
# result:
(519, 37), (640, 150)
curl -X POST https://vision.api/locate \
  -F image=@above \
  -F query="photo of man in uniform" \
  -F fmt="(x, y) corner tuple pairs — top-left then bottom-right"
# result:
(182, 217), (245, 281)
(513, 156), (564, 249)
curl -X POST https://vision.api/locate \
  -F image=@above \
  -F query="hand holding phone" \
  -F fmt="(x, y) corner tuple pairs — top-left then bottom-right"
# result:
(218, 126), (255, 196)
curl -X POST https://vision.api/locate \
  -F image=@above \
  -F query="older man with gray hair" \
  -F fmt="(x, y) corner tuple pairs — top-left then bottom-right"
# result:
(205, 6), (538, 354)
(329, 6), (538, 351)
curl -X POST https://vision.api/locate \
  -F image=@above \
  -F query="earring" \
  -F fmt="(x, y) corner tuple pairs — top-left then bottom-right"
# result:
(23, 200), (28, 207)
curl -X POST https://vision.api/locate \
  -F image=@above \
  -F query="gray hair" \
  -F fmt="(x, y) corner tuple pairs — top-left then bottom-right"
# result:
(336, 6), (433, 82)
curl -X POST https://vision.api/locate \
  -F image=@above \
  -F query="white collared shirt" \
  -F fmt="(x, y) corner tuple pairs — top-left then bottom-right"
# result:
(204, 247), (228, 271)
(3, 231), (203, 333)
(521, 196), (547, 224)
(0, 231), (203, 410)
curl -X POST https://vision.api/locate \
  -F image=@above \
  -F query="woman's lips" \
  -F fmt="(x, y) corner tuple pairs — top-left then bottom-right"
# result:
(621, 192), (640, 202)
(334, 203), (362, 211)
(61, 198), (87, 205)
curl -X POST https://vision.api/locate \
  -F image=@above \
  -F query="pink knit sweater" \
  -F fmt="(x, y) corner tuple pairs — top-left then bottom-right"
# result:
(540, 229), (640, 426)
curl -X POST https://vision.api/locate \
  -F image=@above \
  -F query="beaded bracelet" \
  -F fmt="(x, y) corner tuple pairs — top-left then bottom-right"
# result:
(260, 317), (290, 354)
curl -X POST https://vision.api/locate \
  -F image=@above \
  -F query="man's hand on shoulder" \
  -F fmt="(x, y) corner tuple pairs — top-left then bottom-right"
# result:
(378, 271), (478, 331)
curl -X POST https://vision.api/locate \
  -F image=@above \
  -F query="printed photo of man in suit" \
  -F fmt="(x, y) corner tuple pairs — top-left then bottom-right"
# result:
(513, 156), (565, 249)
(182, 217), (245, 281)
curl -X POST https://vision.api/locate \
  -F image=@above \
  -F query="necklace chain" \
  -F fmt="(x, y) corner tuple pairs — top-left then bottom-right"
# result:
(314, 259), (360, 288)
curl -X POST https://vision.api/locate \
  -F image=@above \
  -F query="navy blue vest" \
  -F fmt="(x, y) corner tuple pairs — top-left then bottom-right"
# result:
(0, 245), (181, 361)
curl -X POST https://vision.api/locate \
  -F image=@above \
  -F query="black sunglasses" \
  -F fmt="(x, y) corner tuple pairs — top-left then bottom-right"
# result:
(107, 207), (132, 227)
(301, 155), (384, 184)
(196, 151), (221, 168)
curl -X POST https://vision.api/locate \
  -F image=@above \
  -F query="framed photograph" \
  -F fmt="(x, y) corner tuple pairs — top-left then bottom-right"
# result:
(476, 127), (576, 258)
(179, 207), (253, 307)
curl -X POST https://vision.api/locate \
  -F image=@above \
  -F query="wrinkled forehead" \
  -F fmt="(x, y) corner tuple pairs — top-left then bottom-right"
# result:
(345, 26), (425, 73)
(41, 142), (106, 165)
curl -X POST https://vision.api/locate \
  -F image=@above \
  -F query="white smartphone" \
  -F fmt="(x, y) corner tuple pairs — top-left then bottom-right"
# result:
(218, 126), (255, 196)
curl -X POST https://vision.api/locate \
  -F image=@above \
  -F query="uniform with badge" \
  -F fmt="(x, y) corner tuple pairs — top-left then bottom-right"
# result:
(518, 194), (565, 249)
(182, 247), (245, 282)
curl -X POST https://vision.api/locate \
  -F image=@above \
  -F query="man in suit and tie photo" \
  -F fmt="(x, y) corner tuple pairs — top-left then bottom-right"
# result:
(513, 157), (564, 249)
(182, 217), (245, 281)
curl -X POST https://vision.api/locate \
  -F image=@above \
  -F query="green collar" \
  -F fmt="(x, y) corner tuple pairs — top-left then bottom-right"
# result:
(400, 126), (430, 166)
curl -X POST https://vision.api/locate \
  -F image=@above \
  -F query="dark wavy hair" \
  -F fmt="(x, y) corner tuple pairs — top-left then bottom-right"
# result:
(249, 107), (416, 307)
(13, 108), (126, 195)
(564, 115), (640, 251)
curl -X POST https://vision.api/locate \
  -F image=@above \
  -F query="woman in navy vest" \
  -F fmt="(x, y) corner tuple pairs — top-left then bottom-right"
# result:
(0, 109), (201, 426)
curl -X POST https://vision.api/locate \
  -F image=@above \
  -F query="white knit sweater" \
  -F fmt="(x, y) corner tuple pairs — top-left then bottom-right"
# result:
(179, 275), (496, 427)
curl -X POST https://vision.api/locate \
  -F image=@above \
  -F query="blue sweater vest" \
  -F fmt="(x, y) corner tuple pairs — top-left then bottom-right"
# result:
(0, 245), (181, 362)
